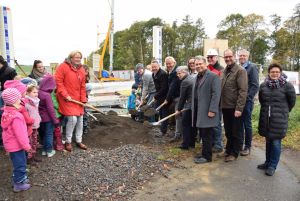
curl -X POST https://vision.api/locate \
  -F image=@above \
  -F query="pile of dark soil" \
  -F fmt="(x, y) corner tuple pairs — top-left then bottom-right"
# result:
(85, 114), (153, 149)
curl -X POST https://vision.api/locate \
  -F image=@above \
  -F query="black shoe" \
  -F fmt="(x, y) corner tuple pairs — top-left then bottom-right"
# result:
(265, 167), (275, 176)
(240, 147), (251, 156)
(177, 145), (188, 150)
(257, 163), (268, 170)
(194, 157), (210, 164)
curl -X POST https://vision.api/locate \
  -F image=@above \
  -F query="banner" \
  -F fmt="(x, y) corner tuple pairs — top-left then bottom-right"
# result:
(283, 71), (300, 94)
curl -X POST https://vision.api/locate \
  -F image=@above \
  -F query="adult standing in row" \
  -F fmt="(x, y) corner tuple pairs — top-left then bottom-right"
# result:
(238, 49), (259, 156)
(29, 60), (47, 83)
(163, 57), (182, 142)
(207, 49), (224, 153)
(221, 49), (248, 162)
(187, 57), (197, 77)
(257, 63), (296, 176)
(55, 50), (87, 152)
(175, 66), (196, 150)
(193, 57), (221, 163)
(151, 60), (169, 137)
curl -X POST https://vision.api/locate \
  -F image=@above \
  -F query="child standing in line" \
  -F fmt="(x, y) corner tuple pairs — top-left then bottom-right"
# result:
(38, 75), (59, 157)
(1, 88), (31, 192)
(51, 90), (64, 151)
(4, 80), (34, 136)
(24, 85), (42, 166)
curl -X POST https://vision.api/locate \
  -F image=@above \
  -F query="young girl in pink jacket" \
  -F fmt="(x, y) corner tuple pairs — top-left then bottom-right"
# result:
(1, 88), (31, 192)
(25, 84), (42, 166)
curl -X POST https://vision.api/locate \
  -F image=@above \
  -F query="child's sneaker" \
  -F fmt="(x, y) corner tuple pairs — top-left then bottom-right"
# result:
(41, 151), (46, 156)
(13, 183), (31, 192)
(47, 150), (56, 158)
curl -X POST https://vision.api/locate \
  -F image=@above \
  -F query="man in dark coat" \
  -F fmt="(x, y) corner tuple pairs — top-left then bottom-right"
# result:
(175, 66), (196, 150)
(238, 49), (259, 156)
(192, 56), (221, 163)
(221, 49), (248, 162)
(163, 56), (182, 142)
(0, 55), (17, 146)
(151, 60), (169, 137)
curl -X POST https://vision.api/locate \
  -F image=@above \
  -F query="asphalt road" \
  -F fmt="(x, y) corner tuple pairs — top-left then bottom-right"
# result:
(132, 147), (300, 201)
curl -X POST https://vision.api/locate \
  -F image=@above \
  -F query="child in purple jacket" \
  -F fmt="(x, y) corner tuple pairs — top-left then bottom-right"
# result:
(1, 88), (31, 192)
(38, 74), (59, 157)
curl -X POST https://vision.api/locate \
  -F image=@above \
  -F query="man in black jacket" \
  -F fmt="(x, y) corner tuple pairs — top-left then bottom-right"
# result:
(238, 49), (259, 156)
(151, 60), (169, 137)
(175, 66), (196, 149)
(163, 56), (182, 142)
(0, 55), (17, 146)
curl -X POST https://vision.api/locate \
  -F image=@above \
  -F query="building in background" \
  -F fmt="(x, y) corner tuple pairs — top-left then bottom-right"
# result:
(0, 5), (14, 68)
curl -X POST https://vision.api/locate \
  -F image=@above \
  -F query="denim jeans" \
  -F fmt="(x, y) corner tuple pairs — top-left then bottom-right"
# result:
(40, 121), (54, 152)
(213, 109), (223, 149)
(241, 101), (254, 149)
(65, 116), (83, 143)
(265, 138), (282, 169)
(10, 150), (28, 183)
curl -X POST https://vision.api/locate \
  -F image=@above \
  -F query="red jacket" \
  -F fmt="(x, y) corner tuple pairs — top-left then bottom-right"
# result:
(55, 61), (87, 116)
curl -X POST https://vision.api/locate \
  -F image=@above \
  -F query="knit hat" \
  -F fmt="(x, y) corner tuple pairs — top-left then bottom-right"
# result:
(2, 88), (21, 105)
(4, 80), (27, 95)
(21, 77), (38, 86)
(135, 63), (144, 70)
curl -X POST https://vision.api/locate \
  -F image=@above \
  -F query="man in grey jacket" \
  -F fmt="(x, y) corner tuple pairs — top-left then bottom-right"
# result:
(221, 49), (248, 162)
(238, 49), (259, 156)
(140, 67), (156, 105)
(192, 56), (221, 164)
(175, 66), (196, 150)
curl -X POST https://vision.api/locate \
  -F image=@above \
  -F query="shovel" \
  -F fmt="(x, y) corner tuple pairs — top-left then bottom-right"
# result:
(86, 111), (98, 121)
(151, 109), (188, 126)
(140, 99), (155, 112)
(144, 102), (167, 117)
(70, 99), (106, 117)
(128, 94), (149, 115)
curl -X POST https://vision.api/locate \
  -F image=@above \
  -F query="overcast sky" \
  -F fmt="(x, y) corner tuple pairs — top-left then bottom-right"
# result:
(1, 0), (299, 65)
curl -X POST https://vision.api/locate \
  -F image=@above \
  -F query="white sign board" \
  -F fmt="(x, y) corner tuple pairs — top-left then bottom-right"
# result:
(153, 26), (162, 66)
(92, 54), (100, 71)
(283, 71), (300, 94)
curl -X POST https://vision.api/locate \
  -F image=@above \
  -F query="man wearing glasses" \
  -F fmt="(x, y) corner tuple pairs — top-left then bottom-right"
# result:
(238, 49), (259, 156)
(221, 49), (248, 162)
(207, 49), (224, 153)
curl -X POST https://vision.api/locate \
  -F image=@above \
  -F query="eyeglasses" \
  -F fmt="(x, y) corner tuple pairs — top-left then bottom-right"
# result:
(207, 56), (214, 59)
(224, 56), (233, 59)
(189, 62), (194, 65)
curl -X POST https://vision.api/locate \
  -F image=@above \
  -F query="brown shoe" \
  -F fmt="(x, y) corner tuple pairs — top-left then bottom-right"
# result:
(76, 143), (87, 150)
(65, 143), (72, 152)
(225, 155), (237, 162)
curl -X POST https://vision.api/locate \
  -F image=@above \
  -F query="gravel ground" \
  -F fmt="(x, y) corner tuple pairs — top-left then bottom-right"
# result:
(0, 144), (169, 200)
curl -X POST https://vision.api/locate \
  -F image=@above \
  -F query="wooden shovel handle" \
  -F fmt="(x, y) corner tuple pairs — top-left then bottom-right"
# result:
(69, 99), (105, 114)
(157, 109), (187, 124)
(156, 102), (166, 111)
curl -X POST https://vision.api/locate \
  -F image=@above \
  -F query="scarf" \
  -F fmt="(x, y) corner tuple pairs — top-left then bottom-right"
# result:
(31, 67), (46, 80)
(265, 74), (287, 89)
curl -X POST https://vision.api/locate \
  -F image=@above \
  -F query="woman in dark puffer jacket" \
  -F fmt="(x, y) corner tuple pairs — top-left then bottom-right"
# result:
(257, 63), (296, 176)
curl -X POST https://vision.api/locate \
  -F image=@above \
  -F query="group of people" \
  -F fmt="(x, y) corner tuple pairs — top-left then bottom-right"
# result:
(131, 48), (296, 177)
(0, 51), (91, 192)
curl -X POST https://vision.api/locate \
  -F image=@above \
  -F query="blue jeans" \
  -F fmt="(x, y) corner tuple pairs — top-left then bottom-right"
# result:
(213, 109), (223, 149)
(241, 101), (254, 149)
(40, 121), (54, 152)
(10, 150), (28, 183)
(265, 138), (281, 169)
